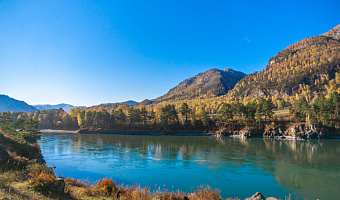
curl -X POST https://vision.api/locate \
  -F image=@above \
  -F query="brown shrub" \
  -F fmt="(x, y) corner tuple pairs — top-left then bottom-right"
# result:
(189, 185), (222, 200)
(97, 177), (117, 196)
(29, 171), (56, 194)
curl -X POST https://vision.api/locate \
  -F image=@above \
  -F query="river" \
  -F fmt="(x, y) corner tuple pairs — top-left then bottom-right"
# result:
(38, 132), (340, 199)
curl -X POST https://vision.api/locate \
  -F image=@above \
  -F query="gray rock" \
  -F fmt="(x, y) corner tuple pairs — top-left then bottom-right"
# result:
(55, 177), (65, 193)
(266, 197), (279, 200)
(245, 192), (266, 200)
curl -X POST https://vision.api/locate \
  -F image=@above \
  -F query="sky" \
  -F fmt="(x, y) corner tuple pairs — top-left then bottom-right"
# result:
(0, 0), (339, 106)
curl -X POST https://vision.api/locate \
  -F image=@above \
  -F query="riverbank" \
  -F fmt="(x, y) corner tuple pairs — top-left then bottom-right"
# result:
(73, 122), (340, 140)
(40, 129), (78, 133)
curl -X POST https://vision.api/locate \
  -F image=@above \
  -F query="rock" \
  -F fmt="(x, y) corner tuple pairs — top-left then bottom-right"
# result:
(182, 196), (189, 200)
(266, 197), (279, 200)
(263, 125), (283, 138)
(55, 177), (65, 193)
(284, 123), (330, 139)
(245, 192), (266, 200)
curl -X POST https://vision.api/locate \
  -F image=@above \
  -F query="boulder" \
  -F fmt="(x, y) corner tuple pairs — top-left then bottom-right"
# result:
(266, 197), (279, 200)
(55, 177), (65, 193)
(245, 192), (266, 200)
(284, 124), (329, 139)
(263, 125), (283, 137)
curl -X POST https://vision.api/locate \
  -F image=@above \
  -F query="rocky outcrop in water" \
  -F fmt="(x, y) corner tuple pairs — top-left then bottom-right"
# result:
(263, 124), (284, 138)
(284, 124), (328, 139)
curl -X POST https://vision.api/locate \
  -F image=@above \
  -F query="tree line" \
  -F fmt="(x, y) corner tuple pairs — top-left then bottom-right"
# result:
(3, 91), (340, 134)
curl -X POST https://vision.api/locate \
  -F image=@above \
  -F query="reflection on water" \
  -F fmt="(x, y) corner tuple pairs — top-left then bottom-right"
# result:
(38, 133), (340, 200)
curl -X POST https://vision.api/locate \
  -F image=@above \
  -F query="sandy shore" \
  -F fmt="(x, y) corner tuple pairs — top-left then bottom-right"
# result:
(40, 129), (78, 133)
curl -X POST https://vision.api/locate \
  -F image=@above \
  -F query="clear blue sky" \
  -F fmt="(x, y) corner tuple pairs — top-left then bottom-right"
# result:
(0, 0), (339, 106)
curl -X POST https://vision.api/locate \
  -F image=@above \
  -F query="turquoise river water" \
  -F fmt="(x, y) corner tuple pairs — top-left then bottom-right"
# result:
(38, 132), (340, 200)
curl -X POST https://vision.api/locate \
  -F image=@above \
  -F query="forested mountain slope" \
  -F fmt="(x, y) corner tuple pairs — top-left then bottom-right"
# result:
(143, 68), (245, 105)
(229, 25), (340, 101)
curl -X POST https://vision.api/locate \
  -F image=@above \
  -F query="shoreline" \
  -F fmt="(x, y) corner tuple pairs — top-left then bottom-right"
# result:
(39, 129), (340, 140)
(40, 129), (78, 133)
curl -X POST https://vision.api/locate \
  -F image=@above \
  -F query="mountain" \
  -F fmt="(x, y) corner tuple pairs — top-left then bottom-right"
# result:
(90, 100), (139, 110)
(122, 100), (139, 106)
(33, 104), (78, 113)
(0, 95), (37, 113)
(228, 24), (340, 100)
(322, 24), (340, 40)
(143, 68), (246, 105)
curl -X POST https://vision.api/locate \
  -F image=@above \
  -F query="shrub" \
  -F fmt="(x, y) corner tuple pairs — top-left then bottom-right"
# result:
(64, 177), (86, 187)
(189, 185), (222, 200)
(29, 171), (56, 194)
(0, 170), (20, 188)
(96, 177), (117, 196)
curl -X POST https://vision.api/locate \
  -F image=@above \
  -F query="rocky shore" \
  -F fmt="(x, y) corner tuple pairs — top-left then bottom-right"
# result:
(214, 123), (339, 140)
(44, 123), (339, 140)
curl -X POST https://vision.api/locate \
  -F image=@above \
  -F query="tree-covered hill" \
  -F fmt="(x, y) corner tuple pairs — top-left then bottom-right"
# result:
(143, 68), (245, 105)
(229, 24), (340, 101)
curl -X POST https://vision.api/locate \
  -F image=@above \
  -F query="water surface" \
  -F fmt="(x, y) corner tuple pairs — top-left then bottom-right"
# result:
(38, 133), (340, 199)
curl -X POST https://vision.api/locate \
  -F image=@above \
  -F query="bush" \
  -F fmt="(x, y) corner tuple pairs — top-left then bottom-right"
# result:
(29, 171), (56, 194)
(189, 186), (221, 200)
(0, 171), (20, 188)
(96, 177), (117, 197)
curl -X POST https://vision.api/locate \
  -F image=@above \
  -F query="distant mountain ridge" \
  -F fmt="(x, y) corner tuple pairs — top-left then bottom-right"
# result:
(90, 100), (139, 110)
(143, 68), (246, 105)
(33, 104), (78, 113)
(0, 95), (37, 112)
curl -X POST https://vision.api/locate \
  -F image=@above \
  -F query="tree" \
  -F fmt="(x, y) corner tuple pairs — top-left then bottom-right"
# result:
(331, 91), (340, 118)
(147, 109), (156, 124)
(23, 118), (40, 134)
(290, 99), (311, 122)
(262, 98), (274, 121)
(191, 111), (196, 128)
(128, 108), (141, 125)
(140, 107), (148, 125)
(115, 108), (126, 124)
(15, 118), (26, 130)
(197, 107), (207, 127)
(244, 102), (257, 125)
(218, 103), (233, 123)
(161, 104), (178, 127)
(180, 103), (191, 123)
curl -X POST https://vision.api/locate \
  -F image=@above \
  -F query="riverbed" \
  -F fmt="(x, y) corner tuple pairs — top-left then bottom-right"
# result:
(38, 132), (340, 199)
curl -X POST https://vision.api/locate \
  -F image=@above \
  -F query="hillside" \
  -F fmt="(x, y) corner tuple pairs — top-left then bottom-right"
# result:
(228, 24), (340, 101)
(0, 95), (37, 113)
(143, 68), (245, 105)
